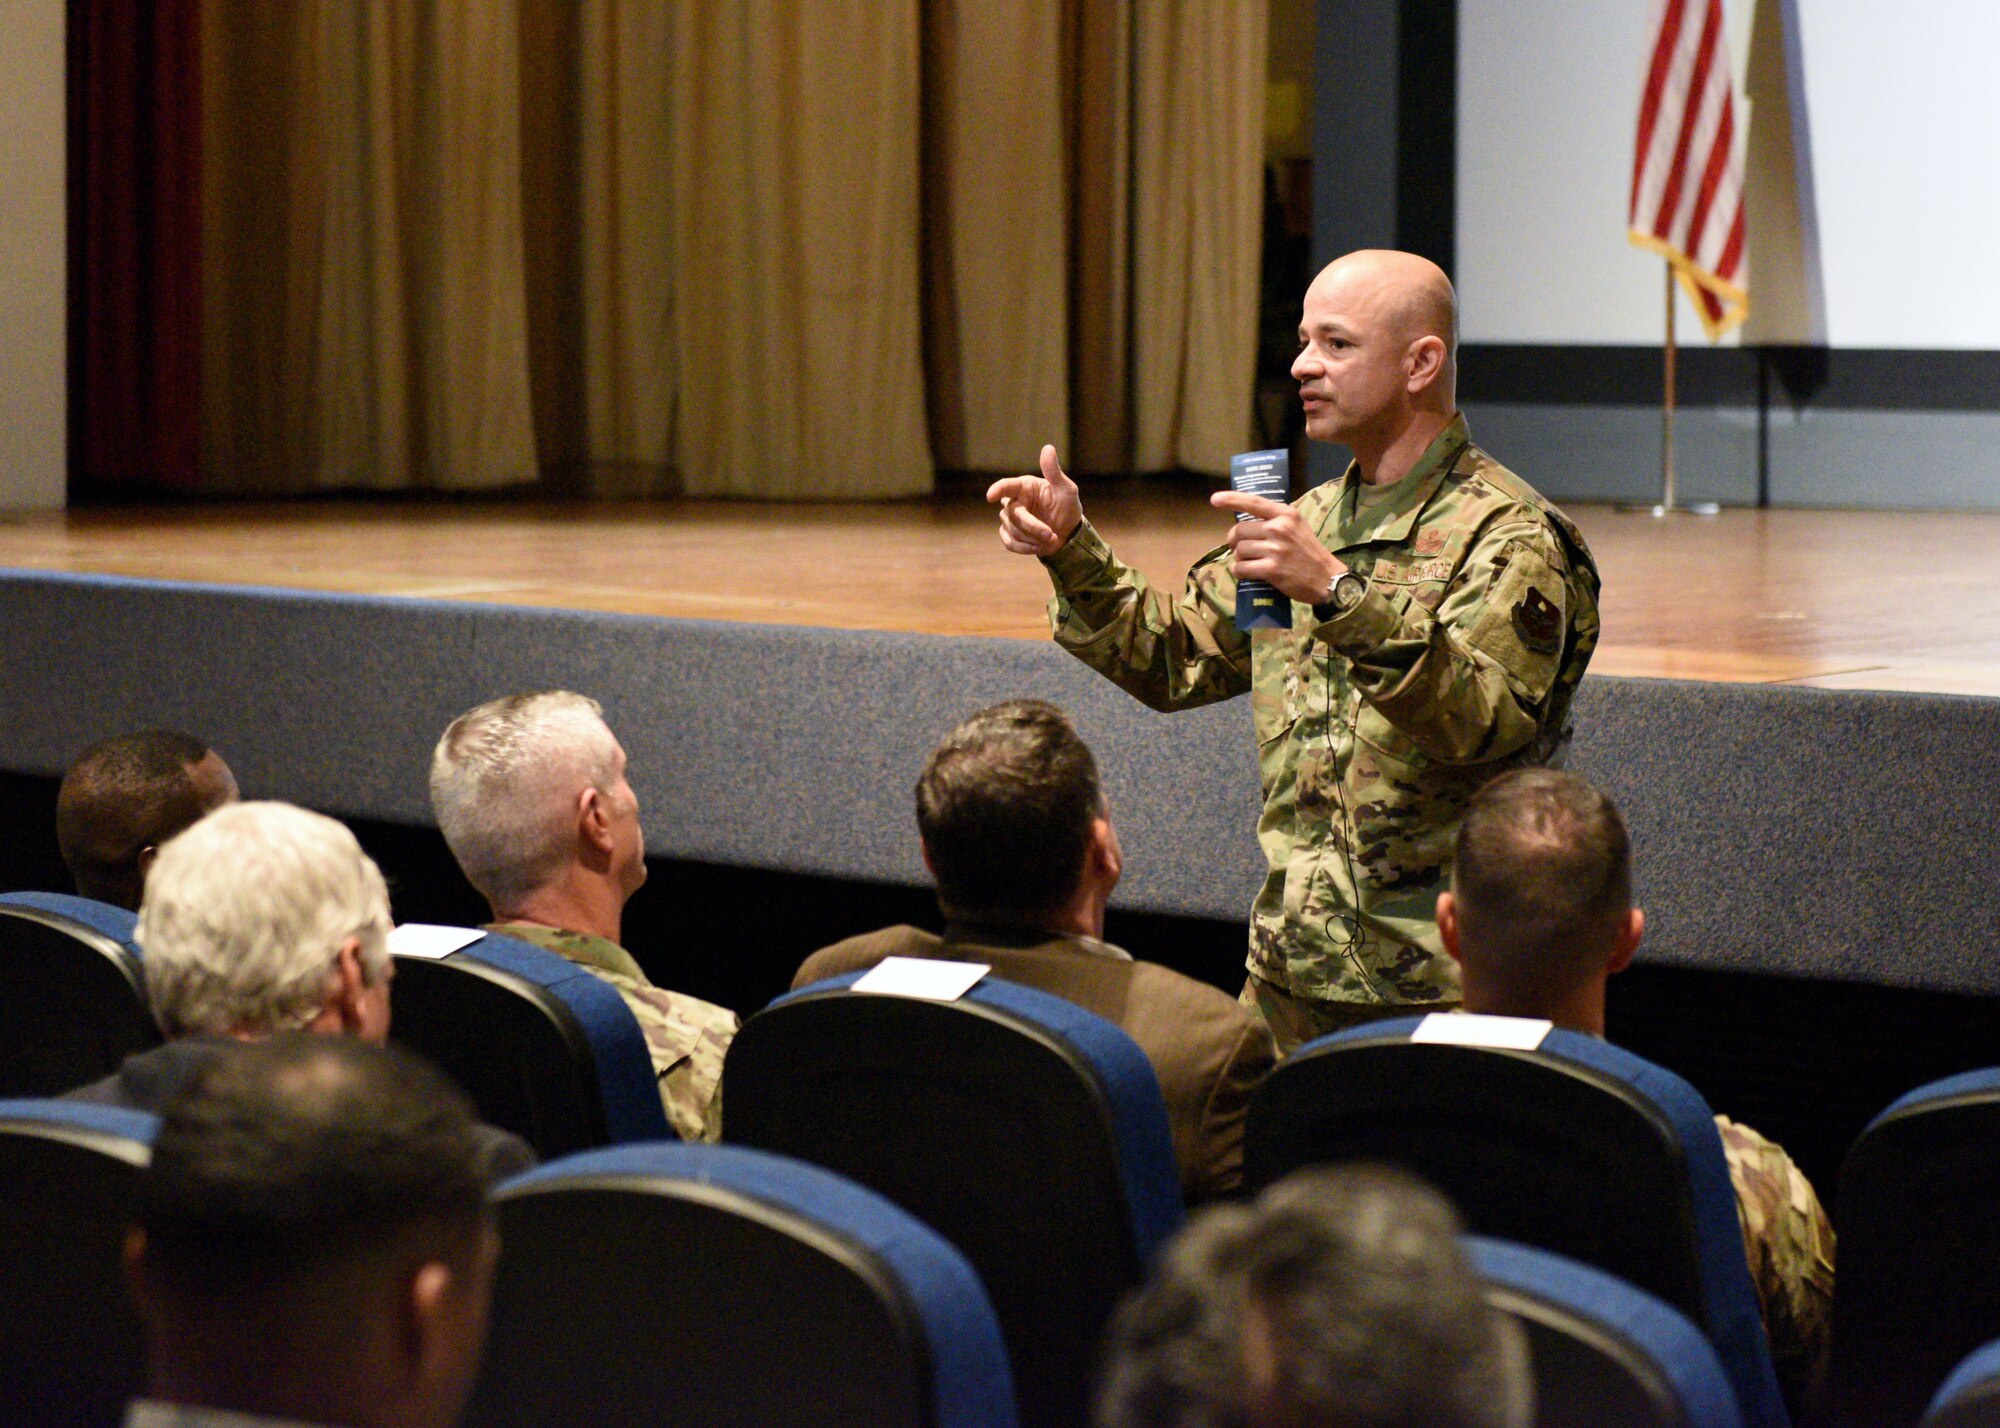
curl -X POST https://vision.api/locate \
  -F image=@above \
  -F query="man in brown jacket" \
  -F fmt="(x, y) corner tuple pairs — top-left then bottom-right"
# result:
(793, 699), (1276, 1203)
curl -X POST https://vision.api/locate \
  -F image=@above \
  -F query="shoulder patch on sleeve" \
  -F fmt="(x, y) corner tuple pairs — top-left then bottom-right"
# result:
(1467, 538), (1566, 700)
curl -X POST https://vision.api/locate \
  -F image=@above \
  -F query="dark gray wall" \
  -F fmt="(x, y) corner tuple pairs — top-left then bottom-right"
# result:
(6, 570), (1999, 996)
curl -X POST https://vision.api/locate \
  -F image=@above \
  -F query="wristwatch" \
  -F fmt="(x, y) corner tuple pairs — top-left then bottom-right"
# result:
(1313, 571), (1368, 622)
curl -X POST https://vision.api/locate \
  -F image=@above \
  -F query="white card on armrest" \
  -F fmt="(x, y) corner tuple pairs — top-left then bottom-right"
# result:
(1409, 1012), (1552, 1050)
(387, 923), (486, 960)
(851, 957), (990, 1002)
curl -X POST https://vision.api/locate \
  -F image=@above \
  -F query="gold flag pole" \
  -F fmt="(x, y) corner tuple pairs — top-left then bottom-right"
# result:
(1624, 261), (1720, 517)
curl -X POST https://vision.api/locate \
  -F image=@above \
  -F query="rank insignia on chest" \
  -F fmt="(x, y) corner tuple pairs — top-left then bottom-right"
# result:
(1512, 588), (1562, 653)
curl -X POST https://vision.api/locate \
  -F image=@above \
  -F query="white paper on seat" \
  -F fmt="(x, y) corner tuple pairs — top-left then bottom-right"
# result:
(1409, 1012), (1552, 1051)
(851, 957), (990, 1002)
(387, 923), (486, 960)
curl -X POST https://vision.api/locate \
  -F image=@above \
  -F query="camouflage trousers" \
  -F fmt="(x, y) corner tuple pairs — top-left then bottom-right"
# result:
(1239, 973), (1457, 1059)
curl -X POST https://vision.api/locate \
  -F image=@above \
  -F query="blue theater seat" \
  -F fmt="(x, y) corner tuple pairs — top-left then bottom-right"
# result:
(1829, 1068), (2000, 1428)
(0, 891), (158, 1095)
(1925, 1339), (2000, 1428)
(722, 972), (1184, 1428)
(387, 930), (669, 1158)
(1245, 1017), (1787, 1428)
(0, 1099), (158, 1428)
(462, 1142), (1016, 1428)
(1470, 1236), (1745, 1428)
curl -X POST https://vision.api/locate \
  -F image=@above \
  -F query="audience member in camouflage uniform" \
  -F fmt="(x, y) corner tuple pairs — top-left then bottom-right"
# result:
(430, 692), (736, 1141)
(988, 250), (1599, 1053)
(1440, 767), (1835, 1418)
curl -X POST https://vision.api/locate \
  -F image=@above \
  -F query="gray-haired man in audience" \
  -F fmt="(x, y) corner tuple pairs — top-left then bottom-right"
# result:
(430, 691), (736, 1141)
(124, 1035), (501, 1428)
(1096, 1163), (1532, 1428)
(66, 800), (532, 1178)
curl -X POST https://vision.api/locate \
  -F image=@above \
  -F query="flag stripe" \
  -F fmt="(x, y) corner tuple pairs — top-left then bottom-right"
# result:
(1629, 0), (1748, 339)
(1630, 0), (1690, 219)
(1652, 0), (1722, 242)
(1683, 95), (1734, 264)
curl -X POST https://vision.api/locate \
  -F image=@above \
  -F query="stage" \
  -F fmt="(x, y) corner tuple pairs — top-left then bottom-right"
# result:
(5, 488), (2000, 695)
(4, 490), (2000, 1193)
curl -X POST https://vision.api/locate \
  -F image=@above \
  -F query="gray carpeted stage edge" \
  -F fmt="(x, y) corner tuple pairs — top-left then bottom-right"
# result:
(2, 569), (1993, 997)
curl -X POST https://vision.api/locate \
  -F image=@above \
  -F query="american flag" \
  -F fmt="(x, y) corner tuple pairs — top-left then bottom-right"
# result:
(1629, 0), (1749, 339)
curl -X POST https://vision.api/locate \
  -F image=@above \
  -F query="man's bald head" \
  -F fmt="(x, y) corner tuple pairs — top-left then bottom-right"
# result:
(57, 732), (240, 911)
(1313, 250), (1457, 391)
(1293, 251), (1459, 456)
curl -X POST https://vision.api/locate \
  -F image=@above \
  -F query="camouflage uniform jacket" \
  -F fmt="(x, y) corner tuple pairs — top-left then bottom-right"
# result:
(1717, 1114), (1836, 1406)
(487, 922), (737, 1142)
(1041, 416), (1600, 1005)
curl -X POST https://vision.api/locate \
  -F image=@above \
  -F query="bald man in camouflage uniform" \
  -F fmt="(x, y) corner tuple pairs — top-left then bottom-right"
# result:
(1441, 767), (1834, 1416)
(990, 250), (1599, 1052)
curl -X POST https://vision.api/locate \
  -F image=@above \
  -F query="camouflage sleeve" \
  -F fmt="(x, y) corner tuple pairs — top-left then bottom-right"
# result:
(1717, 1115), (1835, 1405)
(1318, 518), (1576, 764)
(618, 980), (739, 1144)
(1039, 518), (1253, 712)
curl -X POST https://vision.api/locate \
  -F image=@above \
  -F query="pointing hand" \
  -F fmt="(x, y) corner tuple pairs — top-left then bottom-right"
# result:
(987, 445), (1083, 557)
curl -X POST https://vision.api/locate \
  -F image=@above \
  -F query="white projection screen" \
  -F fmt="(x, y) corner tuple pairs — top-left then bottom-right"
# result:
(1456, 1), (2000, 350)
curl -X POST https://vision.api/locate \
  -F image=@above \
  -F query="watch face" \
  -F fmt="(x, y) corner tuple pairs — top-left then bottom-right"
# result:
(1336, 574), (1366, 610)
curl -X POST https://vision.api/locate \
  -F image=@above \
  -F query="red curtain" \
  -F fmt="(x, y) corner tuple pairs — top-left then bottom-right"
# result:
(68, 0), (204, 495)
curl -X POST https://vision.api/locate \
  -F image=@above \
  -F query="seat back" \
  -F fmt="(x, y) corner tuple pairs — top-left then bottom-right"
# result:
(1829, 1070), (2000, 1428)
(1925, 1340), (2000, 1428)
(0, 892), (159, 1096)
(1245, 1018), (1785, 1428)
(0, 1100), (157, 1428)
(387, 931), (668, 1158)
(1470, 1237), (1744, 1428)
(722, 973), (1183, 1428)
(462, 1143), (1015, 1428)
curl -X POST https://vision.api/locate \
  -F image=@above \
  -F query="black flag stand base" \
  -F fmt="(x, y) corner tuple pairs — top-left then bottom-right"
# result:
(1620, 260), (1721, 518)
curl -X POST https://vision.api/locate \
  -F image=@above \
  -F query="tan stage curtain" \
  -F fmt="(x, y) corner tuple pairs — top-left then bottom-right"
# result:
(202, 1), (1260, 496)
(202, 0), (537, 493)
(668, 0), (933, 499)
(1129, 1), (1268, 476)
(921, 0), (1265, 479)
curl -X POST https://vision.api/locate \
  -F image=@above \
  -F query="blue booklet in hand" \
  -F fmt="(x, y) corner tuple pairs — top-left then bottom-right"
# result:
(1231, 448), (1292, 630)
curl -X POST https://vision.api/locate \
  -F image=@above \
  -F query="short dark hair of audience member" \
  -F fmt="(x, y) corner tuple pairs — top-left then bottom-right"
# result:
(127, 1035), (500, 1428)
(1095, 1164), (1531, 1428)
(1439, 767), (1641, 1019)
(915, 699), (1117, 926)
(55, 730), (239, 911)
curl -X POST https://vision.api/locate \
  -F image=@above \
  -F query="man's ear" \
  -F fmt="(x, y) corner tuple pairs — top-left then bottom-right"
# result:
(577, 786), (614, 858)
(327, 936), (368, 1032)
(136, 845), (159, 879)
(1090, 816), (1123, 889)
(1405, 334), (1447, 394)
(396, 1259), (457, 1388)
(1606, 907), (1645, 976)
(1436, 891), (1462, 965)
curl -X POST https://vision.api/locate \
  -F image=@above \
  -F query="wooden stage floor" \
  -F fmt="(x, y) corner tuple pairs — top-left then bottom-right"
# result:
(5, 487), (1999, 696)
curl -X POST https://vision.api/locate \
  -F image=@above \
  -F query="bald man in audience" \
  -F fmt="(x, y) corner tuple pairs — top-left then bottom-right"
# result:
(1441, 767), (1834, 1414)
(431, 692), (737, 1142)
(795, 699), (1277, 1203)
(989, 250), (1601, 1056)
(56, 730), (238, 910)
